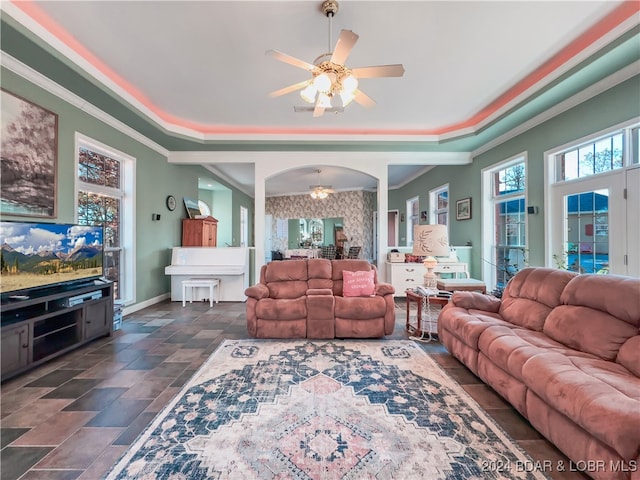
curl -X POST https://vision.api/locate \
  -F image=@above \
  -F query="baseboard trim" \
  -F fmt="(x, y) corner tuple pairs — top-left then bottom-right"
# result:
(122, 293), (170, 317)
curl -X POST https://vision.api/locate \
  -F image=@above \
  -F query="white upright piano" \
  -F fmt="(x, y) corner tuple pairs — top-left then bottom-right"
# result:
(164, 247), (249, 302)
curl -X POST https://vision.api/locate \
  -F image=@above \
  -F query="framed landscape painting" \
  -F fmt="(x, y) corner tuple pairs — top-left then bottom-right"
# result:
(1, 89), (58, 218)
(183, 197), (201, 219)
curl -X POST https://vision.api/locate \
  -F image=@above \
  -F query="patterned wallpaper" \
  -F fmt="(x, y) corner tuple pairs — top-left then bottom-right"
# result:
(267, 191), (376, 260)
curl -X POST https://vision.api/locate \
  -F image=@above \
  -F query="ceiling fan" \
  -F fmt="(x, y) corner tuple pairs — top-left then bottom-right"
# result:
(309, 169), (334, 199)
(267, 0), (405, 117)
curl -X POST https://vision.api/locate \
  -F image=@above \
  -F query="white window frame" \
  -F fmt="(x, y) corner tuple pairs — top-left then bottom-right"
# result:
(429, 183), (449, 227)
(74, 133), (136, 305)
(481, 152), (528, 289)
(544, 118), (640, 275)
(631, 125), (640, 165)
(240, 205), (249, 247)
(546, 119), (639, 186)
(406, 196), (419, 246)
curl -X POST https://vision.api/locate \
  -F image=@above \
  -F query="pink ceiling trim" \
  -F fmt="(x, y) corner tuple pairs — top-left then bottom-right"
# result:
(447, 0), (640, 133)
(12, 0), (640, 138)
(12, 0), (162, 117)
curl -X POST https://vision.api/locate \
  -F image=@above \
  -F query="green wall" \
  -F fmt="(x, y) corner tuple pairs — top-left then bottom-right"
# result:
(391, 75), (640, 279)
(197, 184), (253, 249)
(213, 189), (233, 246)
(198, 187), (231, 246)
(1, 67), (254, 307)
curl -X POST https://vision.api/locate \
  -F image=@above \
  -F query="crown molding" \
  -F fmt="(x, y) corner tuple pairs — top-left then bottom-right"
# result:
(471, 61), (640, 158)
(168, 150), (471, 164)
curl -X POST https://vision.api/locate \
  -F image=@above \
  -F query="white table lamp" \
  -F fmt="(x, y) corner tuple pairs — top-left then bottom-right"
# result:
(413, 224), (450, 293)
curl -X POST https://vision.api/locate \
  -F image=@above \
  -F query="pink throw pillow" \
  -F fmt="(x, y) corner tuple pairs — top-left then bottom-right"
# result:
(343, 270), (376, 297)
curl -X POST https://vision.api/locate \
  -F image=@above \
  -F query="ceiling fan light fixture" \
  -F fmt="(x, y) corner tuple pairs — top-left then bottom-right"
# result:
(309, 169), (332, 199)
(313, 73), (332, 93)
(317, 93), (332, 108)
(339, 90), (355, 107)
(342, 75), (358, 93)
(310, 188), (329, 200)
(300, 84), (317, 103)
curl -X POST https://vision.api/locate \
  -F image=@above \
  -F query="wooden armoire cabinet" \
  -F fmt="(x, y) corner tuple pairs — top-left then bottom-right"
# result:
(182, 217), (218, 246)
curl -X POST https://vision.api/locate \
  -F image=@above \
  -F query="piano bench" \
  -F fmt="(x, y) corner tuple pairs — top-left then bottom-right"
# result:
(182, 278), (220, 308)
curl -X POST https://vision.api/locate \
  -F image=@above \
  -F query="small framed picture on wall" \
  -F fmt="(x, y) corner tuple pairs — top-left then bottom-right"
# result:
(456, 197), (472, 220)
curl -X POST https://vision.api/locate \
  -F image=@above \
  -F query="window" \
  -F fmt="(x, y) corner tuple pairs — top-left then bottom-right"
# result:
(482, 155), (527, 290)
(240, 206), (249, 247)
(555, 132), (624, 181)
(562, 191), (610, 273)
(429, 184), (449, 226)
(406, 196), (419, 245)
(547, 120), (639, 276)
(631, 126), (639, 165)
(75, 134), (134, 302)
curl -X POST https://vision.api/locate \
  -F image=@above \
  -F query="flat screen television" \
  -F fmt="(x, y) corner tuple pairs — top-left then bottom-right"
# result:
(0, 221), (104, 296)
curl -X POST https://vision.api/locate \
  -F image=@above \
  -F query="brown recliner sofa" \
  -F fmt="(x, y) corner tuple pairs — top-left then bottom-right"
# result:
(245, 258), (395, 339)
(438, 267), (640, 480)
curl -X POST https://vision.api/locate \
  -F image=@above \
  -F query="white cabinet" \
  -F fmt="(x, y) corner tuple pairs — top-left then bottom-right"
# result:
(434, 262), (469, 278)
(387, 261), (469, 296)
(386, 263), (423, 296)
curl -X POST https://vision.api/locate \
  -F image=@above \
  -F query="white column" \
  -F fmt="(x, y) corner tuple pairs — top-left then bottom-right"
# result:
(376, 169), (389, 281)
(254, 163), (267, 277)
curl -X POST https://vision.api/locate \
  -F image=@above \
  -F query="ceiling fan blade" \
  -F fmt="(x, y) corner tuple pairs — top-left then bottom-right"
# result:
(266, 49), (317, 72)
(313, 103), (325, 118)
(351, 64), (405, 78)
(330, 29), (359, 65)
(353, 89), (376, 108)
(269, 80), (310, 98)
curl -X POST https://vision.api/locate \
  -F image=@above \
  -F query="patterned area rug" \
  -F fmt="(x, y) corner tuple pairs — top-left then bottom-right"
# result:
(106, 340), (548, 480)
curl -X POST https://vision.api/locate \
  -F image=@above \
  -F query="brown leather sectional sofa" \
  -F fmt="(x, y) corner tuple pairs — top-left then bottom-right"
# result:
(438, 267), (640, 480)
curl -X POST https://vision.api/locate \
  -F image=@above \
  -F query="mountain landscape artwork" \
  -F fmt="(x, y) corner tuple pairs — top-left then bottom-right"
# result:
(0, 222), (104, 294)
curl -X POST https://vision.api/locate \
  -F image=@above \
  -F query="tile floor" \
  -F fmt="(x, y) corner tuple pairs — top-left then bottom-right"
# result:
(0, 300), (589, 480)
